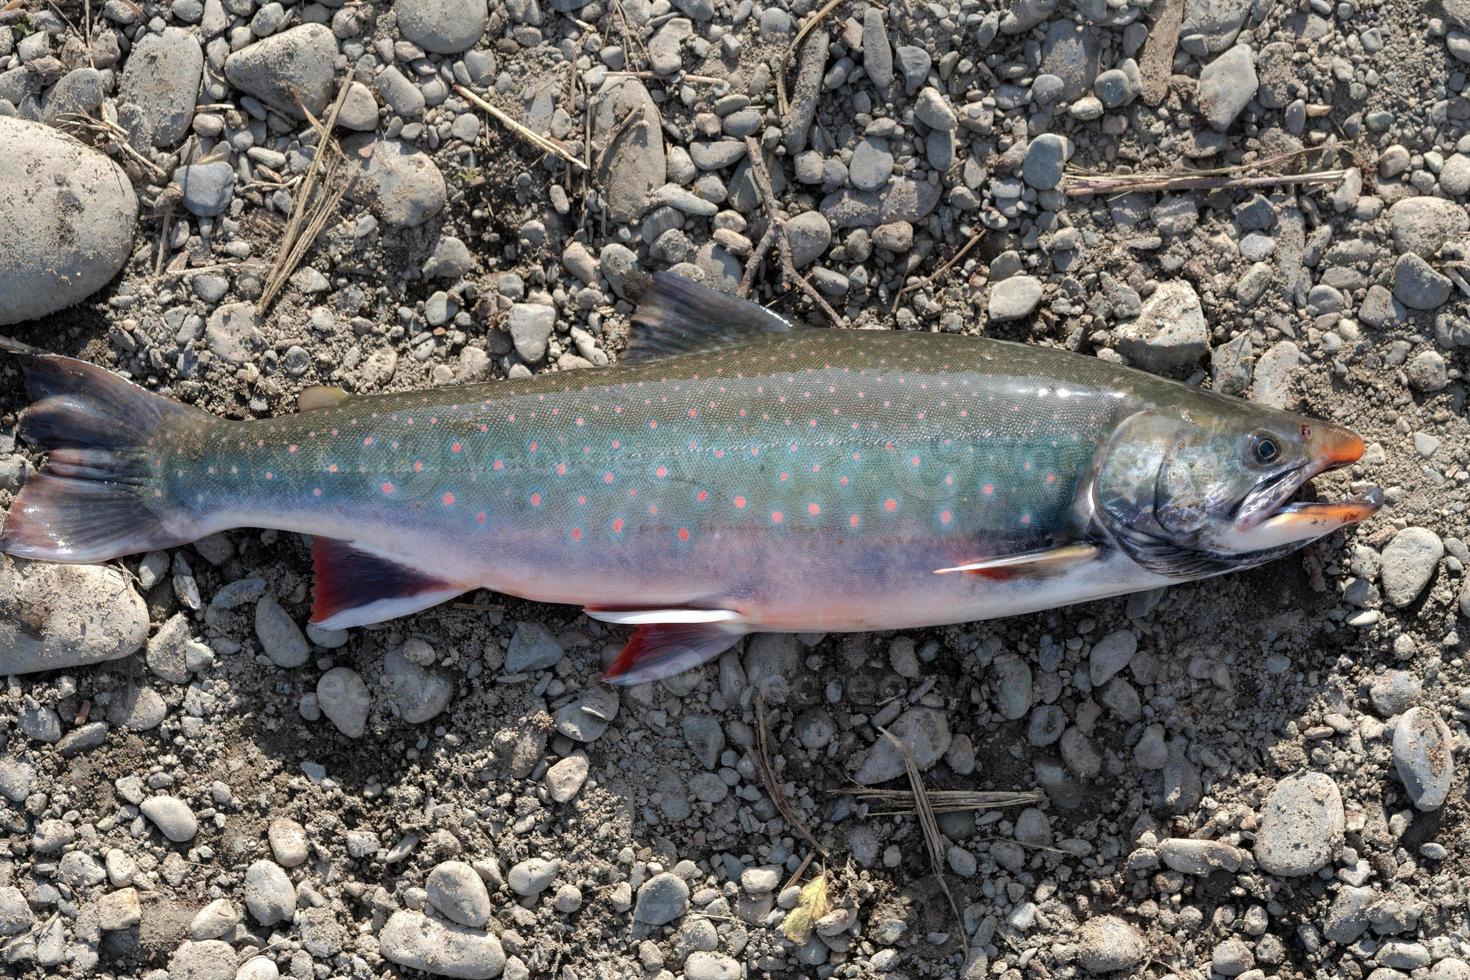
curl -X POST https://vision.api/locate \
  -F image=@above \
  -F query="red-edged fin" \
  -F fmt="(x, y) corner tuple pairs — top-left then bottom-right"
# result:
(934, 543), (1100, 581)
(603, 622), (749, 686)
(310, 537), (468, 630)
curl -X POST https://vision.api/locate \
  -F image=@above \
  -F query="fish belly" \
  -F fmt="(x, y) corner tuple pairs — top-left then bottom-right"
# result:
(165, 331), (1148, 630)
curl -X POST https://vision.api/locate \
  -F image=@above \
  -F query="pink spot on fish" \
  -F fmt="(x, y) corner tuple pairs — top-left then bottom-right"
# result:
(656, 465), (668, 478)
(612, 518), (624, 533)
(885, 498), (897, 512)
(381, 482), (394, 494)
(451, 442), (462, 453)
(678, 527), (690, 542)
(808, 503), (820, 515)
(940, 510), (953, 525)
(734, 495), (747, 509)
(771, 511), (784, 524)
(442, 492), (455, 506)
(363, 436), (373, 446)
(604, 472), (614, 484)
(572, 528), (582, 541)
(476, 512), (486, 524)
(530, 493), (542, 506)
(849, 514), (860, 527)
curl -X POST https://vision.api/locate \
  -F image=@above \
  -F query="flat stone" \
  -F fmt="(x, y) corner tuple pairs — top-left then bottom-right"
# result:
(545, 752), (590, 802)
(1022, 133), (1071, 190)
(0, 558), (148, 676)
(852, 706), (951, 784)
(254, 595), (309, 668)
(1077, 915), (1146, 974)
(506, 303), (556, 363)
(169, 940), (236, 980)
(119, 27), (202, 146)
(507, 858), (559, 897)
(1198, 45), (1257, 131)
(988, 275), (1044, 322)
(396, 0), (487, 54)
(174, 161), (236, 218)
(1392, 706), (1453, 811)
(633, 871), (689, 925)
(1253, 771), (1344, 876)
(849, 137), (894, 191)
(0, 117), (138, 326)
(223, 24), (338, 119)
(317, 667), (369, 737)
(1114, 280), (1209, 375)
(379, 910), (506, 979)
(244, 859), (296, 926)
(786, 211), (832, 267)
(343, 136), (447, 228)
(427, 861), (492, 928)
(1387, 197), (1469, 257)
(592, 79), (665, 222)
(97, 888), (141, 930)
(1039, 19), (1099, 101)
(140, 795), (198, 843)
(1181, 0), (1253, 53)
(1380, 527), (1444, 607)
(382, 647), (453, 724)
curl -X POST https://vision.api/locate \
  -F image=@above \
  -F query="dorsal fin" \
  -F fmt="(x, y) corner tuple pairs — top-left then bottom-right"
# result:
(298, 385), (353, 412)
(622, 272), (801, 364)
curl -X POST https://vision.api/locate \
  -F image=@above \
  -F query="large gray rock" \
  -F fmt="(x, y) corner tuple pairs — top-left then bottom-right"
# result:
(223, 24), (338, 120)
(1253, 771), (1344, 876)
(0, 117), (138, 326)
(0, 557), (149, 675)
(119, 27), (203, 147)
(591, 78), (665, 222)
(396, 0), (487, 54)
(1113, 280), (1209, 375)
(380, 910), (505, 978)
(1180, 0), (1254, 53)
(1039, 19), (1099, 101)
(1386, 196), (1469, 257)
(343, 135), (447, 228)
(1392, 706), (1453, 811)
(852, 706), (951, 784)
(1198, 45), (1257, 131)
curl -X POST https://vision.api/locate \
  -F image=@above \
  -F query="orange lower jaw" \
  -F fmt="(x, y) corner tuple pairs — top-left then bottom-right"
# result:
(1264, 486), (1384, 530)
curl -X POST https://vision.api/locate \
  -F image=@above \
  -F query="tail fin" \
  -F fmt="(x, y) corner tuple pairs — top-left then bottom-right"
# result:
(1, 341), (212, 563)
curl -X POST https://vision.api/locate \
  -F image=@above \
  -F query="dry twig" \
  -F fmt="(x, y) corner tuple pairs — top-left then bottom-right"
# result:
(255, 79), (353, 316)
(748, 690), (829, 859)
(738, 136), (847, 326)
(878, 725), (968, 964)
(775, 0), (842, 116)
(1064, 167), (1349, 197)
(841, 786), (1046, 815)
(455, 84), (588, 172)
(891, 229), (984, 313)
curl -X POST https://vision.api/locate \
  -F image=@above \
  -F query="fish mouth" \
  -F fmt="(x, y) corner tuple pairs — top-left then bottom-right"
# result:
(1229, 429), (1382, 548)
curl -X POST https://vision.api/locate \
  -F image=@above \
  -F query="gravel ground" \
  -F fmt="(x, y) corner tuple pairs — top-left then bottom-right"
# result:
(1, 0), (1468, 977)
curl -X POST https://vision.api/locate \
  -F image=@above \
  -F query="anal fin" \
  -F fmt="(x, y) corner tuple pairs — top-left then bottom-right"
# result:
(935, 543), (1100, 580)
(602, 621), (749, 686)
(310, 537), (468, 629)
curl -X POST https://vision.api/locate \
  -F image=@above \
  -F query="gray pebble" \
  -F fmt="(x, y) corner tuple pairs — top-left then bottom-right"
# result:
(507, 857), (560, 897)
(633, 871), (689, 925)
(244, 859), (296, 926)
(988, 275), (1043, 322)
(1253, 771), (1343, 876)
(545, 751), (590, 802)
(427, 860), (492, 927)
(1198, 45), (1257, 130)
(396, 0), (487, 54)
(1022, 133), (1071, 190)
(1113, 280), (1209, 375)
(507, 303), (556, 363)
(1077, 914), (1146, 973)
(1380, 527), (1443, 607)
(383, 648), (453, 724)
(505, 622), (565, 673)
(140, 795), (198, 843)
(853, 706), (951, 784)
(1392, 706), (1453, 810)
(379, 910), (505, 979)
(1393, 253), (1453, 310)
(255, 596), (309, 668)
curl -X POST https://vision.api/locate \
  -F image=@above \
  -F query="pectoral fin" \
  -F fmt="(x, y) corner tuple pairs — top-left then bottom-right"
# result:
(934, 543), (1101, 580)
(595, 612), (749, 686)
(298, 385), (353, 412)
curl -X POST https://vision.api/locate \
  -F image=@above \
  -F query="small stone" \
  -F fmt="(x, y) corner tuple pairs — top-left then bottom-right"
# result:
(504, 622), (565, 672)
(0, 886), (32, 936)
(317, 667), (369, 738)
(1405, 350), (1448, 392)
(553, 685), (619, 742)
(1392, 706), (1454, 811)
(685, 951), (742, 980)
(379, 910), (506, 979)
(1022, 133), (1071, 190)
(1158, 838), (1244, 874)
(1380, 528), (1443, 607)
(787, 211), (832, 267)
(244, 860), (296, 926)
(1077, 915), (1146, 974)
(914, 87), (957, 130)
(427, 861), (492, 927)
(1253, 771), (1344, 876)
(268, 818), (308, 868)
(849, 137), (894, 191)
(254, 596), (309, 668)
(383, 647), (453, 724)
(118, 27), (203, 147)
(1392, 253), (1453, 310)
(190, 899), (240, 940)
(545, 752), (590, 803)
(508, 858), (560, 897)
(169, 940), (236, 980)
(97, 888), (141, 930)
(988, 275), (1044, 322)
(1198, 45), (1257, 130)
(1212, 937), (1255, 977)
(634, 872), (689, 925)
(343, 135), (447, 229)
(507, 303), (556, 363)
(1088, 629), (1137, 686)
(140, 795), (198, 843)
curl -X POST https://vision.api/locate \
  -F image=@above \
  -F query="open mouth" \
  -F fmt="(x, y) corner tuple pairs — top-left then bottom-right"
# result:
(1230, 438), (1383, 549)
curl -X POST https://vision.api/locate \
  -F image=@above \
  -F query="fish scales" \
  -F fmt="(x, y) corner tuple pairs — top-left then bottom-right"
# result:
(0, 273), (1381, 682)
(165, 331), (1118, 625)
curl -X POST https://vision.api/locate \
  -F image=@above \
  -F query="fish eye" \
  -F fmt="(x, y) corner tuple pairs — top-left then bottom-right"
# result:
(1248, 430), (1281, 466)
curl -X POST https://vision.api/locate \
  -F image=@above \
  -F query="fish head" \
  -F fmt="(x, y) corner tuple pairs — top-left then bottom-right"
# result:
(1093, 398), (1382, 577)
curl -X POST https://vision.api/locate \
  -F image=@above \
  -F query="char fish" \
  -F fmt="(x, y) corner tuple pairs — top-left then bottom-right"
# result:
(0, 274), (1382, 683)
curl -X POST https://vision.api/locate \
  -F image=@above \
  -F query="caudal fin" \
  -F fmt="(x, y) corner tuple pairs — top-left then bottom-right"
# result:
(0, 341), (211, 563)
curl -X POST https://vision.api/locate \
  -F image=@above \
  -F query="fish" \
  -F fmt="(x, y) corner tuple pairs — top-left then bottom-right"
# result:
(0, 273), (1383, 685)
